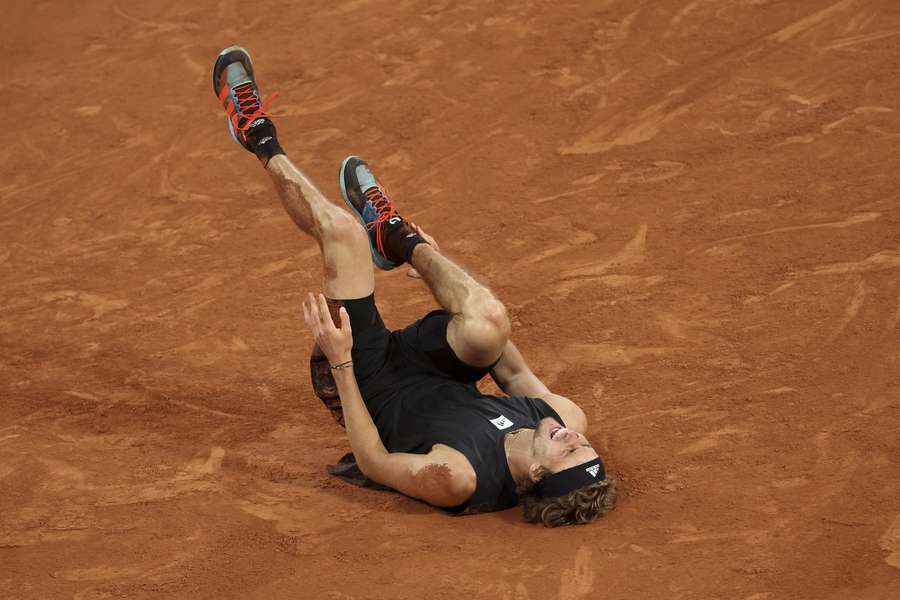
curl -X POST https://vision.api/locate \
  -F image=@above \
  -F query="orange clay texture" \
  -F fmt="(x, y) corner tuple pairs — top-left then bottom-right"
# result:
(1, 1), (899, 599)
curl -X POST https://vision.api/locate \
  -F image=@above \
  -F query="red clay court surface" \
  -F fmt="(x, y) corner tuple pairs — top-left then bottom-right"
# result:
(2, 1), (900, 598)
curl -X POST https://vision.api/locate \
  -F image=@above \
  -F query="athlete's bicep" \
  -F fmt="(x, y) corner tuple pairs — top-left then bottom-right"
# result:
(366, 447), (476, 508)
(540, 392), (588, 434)
(491, 341), (588, 432)
(490, 340), (551, 398)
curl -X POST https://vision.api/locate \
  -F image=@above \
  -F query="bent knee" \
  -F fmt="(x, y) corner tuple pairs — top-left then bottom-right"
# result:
(476, 297), (510, 342)
(455, 296), (510, 364)
(321, 209), (365, 243)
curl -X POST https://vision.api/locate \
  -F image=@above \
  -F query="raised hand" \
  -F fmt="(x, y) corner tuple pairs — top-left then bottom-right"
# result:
(302, 292), (353, 366)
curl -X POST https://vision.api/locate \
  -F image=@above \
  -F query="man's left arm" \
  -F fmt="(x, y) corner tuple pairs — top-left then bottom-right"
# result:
(489, 340), (587, 433)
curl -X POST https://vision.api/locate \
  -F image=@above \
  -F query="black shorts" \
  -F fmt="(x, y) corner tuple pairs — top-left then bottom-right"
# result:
(343, 294), (494, 411)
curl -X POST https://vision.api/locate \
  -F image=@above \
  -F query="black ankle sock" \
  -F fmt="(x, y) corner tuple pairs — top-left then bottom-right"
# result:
(386, 223), (429, 263)
(246, 119), (285, 165)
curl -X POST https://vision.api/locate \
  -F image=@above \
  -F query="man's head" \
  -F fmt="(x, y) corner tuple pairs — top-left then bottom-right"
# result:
(517, 417), (617, 527)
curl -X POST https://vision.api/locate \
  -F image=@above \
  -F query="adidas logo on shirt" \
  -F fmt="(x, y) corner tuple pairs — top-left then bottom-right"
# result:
(586, 464), (601, 478)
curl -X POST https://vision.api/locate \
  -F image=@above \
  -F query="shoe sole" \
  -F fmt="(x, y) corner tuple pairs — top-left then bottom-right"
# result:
(339, 155), (398, 271)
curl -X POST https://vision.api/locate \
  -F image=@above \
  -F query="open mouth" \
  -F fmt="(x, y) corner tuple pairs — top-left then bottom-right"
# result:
(549, 426), (564, 440)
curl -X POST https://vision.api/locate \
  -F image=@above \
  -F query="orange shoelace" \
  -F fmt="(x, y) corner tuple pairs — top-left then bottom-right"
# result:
(364, 186), (400, 259)
(219, 82), (278, 140)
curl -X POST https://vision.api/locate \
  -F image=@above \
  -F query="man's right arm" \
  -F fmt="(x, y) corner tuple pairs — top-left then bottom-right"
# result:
(305, 292), (475, 508)
(489, 340), (588, 433)
(332, 368), (475, 507)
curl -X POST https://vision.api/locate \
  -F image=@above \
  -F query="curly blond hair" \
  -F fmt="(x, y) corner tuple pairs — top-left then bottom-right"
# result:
(517, 472), (617, 527)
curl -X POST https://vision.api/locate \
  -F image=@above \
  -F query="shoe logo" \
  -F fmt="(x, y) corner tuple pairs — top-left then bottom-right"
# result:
(586, 464), (601, 478)
(388, 217), (402, 225)
(405, 233), (417, 238)
(250, 118), (266, 128)
(489, 415), (514, 430)
(258, 136), (273, 145)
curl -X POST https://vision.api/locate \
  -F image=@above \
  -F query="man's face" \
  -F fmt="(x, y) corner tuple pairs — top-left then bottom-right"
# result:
(530, 417), (598, 477)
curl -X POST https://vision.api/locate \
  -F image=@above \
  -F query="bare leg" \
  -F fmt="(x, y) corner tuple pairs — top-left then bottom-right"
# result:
(265, 155), (373, 300)
(409, 243), (510, 367)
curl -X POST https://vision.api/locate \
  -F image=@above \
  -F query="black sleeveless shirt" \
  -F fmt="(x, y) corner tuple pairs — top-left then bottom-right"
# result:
(368, 379), (564, 514)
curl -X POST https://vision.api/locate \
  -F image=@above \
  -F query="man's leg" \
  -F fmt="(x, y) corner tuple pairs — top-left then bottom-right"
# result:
(211, 47), (373, 300)
(408, 243), (510, 369)
(265, 155), (373, 300)
(336, 156), (510, 370)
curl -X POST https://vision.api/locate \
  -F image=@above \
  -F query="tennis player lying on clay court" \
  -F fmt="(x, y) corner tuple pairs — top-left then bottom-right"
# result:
(212, 46), (616, 525)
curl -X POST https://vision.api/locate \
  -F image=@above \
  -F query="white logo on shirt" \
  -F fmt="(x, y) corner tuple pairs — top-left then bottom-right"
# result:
(489, 415), (514, 430)
(586, 465), (600, 478)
